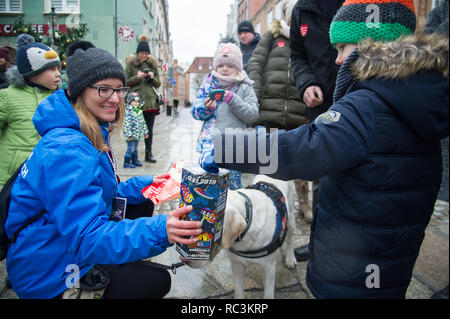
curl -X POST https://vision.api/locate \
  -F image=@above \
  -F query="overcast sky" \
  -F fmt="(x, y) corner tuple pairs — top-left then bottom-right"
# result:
(168, 0), (235, 67)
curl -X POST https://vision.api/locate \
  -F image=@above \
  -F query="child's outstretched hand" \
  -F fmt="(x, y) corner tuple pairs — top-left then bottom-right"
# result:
(205, 97), (217, 111)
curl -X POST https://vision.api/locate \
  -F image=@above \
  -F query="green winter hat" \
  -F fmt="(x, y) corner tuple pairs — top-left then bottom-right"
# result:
(329, 0), (417, 45)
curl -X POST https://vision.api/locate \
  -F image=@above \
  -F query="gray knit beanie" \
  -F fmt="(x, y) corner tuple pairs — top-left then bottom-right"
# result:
(66, 47), (126, 102)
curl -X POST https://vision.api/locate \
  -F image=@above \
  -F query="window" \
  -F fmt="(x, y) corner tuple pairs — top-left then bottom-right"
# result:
(46, 0), (80, 14)
(274, 1), (282, 20)
(0, 0), (22, 13)
(266, 9), (273, 28)
(255, 22), (261, 35)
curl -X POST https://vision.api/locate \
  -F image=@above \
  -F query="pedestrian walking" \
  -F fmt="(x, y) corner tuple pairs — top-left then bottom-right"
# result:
(247, 0), (312, 220)
(125, 34), (160, 163)
(192, 41), (258, 190)
(5, 45), (202, 299)
(123, 91), (148, 168)
(205, 0), (449, 298)
(0, 34), (60, 187)
(238, 20), (261, 71)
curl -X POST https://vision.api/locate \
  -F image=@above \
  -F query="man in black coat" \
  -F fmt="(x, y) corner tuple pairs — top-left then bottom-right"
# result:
(289, 0), (344, 261)
(290, 0), (344, 121)
(238, 20), (261, 71)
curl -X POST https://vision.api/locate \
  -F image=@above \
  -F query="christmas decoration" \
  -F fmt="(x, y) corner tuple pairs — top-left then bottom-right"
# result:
(12, 16), (89, 66)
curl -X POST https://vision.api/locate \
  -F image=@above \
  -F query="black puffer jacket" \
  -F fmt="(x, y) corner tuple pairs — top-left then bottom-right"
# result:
(247, 20), (308, 130)
(289, 0), (342, 121)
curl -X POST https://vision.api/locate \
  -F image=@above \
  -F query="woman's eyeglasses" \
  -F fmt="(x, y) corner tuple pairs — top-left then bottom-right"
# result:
(88, 85), (130, 98)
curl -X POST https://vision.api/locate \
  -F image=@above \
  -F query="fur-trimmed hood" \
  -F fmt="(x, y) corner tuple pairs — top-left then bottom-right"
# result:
(125, 53), (158, 68)
(269, 19), (290, 39)
(352, 33), (448, 80)
(5, 66), (27, 87)
(351, 33), (448, 141)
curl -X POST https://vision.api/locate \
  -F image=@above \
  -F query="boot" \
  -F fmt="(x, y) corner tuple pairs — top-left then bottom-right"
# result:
(145, 150), (157, 163)
(123, 156), (135, 168)
(294, 244), (310, 262)
(132, 152), (143, 167)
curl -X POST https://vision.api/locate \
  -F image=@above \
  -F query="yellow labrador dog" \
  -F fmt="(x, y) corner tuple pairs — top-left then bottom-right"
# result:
(221, 175), (298, 299)
(184, 175), (298, 299)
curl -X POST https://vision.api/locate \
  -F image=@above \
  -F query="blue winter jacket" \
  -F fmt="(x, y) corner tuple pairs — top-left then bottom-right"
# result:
(6, 89), (171, 299)
(213, 34), (449, 298)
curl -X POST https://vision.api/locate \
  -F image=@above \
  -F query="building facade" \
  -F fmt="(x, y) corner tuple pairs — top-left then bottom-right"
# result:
(0, 0), (172, 97)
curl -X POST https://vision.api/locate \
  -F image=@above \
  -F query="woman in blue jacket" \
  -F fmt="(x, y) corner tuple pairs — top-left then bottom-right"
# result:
(6, 46), (202, 299)
(206, 0), (449, 298)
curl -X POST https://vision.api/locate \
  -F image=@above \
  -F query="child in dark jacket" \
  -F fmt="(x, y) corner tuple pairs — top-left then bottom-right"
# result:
(205, 0), (449, 298)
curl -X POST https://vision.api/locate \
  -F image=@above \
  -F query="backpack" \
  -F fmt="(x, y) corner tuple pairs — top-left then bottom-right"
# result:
(0, 161), (46, 261)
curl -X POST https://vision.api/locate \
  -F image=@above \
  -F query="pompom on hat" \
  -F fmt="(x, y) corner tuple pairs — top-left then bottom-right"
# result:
(213, 42), (243, 71)
(329, 0), (416, 45)
(136, 34), (150, 54)
(15, 34), (60, 78)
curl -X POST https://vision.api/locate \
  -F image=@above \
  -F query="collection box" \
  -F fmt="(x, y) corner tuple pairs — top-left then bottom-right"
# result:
(176, 166), (229, 260)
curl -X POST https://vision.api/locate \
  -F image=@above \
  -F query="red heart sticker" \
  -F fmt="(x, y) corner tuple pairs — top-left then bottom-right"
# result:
(300, 24), (308, 37)
(222, 46), (231, 54)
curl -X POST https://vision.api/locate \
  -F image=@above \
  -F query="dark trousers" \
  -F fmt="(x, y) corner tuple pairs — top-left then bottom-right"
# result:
(55, 200), (171, 299)
(143, 112), (157, 155)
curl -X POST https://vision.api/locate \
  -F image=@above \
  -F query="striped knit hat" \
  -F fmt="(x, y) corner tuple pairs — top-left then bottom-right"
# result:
(329, 0), (416, 45)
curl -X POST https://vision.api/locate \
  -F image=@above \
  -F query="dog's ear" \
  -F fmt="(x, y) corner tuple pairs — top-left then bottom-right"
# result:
(222, 205), (247, 250)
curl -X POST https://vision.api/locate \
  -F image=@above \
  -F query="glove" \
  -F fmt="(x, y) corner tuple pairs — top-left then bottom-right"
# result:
(199, 145), (219, 174)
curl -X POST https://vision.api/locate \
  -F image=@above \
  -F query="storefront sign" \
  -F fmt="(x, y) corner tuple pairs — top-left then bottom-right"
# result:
(0, 24), (67, 37)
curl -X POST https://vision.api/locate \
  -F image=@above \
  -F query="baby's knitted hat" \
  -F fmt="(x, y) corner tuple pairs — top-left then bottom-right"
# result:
(329, 0), (416, 45)
(126, 91), (142, 105)
(15, 34), (60, 78)
(66, 47), (126, 102)
(213, 42), (243, 71)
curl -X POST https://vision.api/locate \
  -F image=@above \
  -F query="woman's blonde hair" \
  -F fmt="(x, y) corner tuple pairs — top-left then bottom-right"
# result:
(73, 96), (125, 152)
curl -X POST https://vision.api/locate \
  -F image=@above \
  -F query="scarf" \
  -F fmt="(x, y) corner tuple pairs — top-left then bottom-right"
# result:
(211, 70), (246, 90)
(333, 47), (359, 102)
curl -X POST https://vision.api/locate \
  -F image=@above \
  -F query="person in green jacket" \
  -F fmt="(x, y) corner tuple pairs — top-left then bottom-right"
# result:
(0, 34), (60, 186)
(125, 34), (161, 164)
(246, 0), (312, 223)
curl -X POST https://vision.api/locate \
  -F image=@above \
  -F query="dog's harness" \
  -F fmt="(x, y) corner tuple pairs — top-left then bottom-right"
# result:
(229, 182), (288, 259)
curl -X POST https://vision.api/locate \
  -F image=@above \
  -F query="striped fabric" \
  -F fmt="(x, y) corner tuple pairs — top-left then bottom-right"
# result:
(329, 0), (416, 44)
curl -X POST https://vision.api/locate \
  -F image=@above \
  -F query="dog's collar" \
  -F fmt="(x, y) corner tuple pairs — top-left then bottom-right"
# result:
(235, 191), (253, 242)
(230, 181), (288, 259)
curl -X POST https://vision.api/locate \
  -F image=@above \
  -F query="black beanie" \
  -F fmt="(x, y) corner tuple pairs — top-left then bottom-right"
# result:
(238, 20), (254, 34)
(136, 34), (150, 54)
(66, 47), (126, 102)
